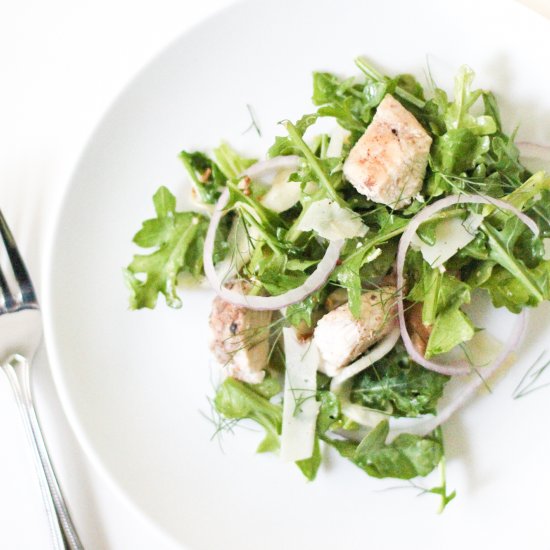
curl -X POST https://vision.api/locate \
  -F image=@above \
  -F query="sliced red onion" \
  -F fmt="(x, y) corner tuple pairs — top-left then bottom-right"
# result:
(330, 326), (401, 388)
(243, 155), (301, 180)
(396, 193), (539, 376)
(203, 187), (344, 310)
(333, 310), (527, 439)
(388, 309), (527, 439)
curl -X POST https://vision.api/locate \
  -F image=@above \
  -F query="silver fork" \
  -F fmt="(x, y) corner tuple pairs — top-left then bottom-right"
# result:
(0, 210), (83, 550)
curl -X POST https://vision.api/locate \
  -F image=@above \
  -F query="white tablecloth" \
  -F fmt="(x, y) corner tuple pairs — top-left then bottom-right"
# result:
(0, 0), (548, 548)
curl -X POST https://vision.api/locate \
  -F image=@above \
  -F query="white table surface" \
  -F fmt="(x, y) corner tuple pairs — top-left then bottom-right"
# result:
(0, 1), (548, 548)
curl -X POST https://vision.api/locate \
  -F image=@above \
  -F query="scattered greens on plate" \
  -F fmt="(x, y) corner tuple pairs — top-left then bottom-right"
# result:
(124, 57), (550, 511)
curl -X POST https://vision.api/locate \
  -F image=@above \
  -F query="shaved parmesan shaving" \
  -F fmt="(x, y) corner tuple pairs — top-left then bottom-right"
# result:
(410, 213), (483, 268)
(261, 169), (301, 213)
(297, 199), (368, 241)
(281, 329), (321, 462)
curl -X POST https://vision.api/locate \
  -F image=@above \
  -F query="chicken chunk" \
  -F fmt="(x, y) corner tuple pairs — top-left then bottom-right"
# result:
(314, 287), (398, 376)
(209, 281), (272, 384)
(343, 94), (432, 209)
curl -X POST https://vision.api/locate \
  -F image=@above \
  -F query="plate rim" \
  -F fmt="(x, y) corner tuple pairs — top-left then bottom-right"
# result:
(40, 0), (550, 547)
(40, 1), (250, 547)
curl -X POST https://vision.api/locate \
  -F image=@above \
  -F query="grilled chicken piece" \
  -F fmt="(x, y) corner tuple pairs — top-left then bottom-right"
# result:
(343, 94), (432, 209)
(314, 287), (398, 376)
(209, 281), (272, 384)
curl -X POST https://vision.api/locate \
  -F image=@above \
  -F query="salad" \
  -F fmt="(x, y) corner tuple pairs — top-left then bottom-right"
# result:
(124, 57), (550, 510)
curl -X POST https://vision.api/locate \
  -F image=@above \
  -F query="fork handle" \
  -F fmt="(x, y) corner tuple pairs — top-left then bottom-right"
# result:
(2, 355), (84, 550)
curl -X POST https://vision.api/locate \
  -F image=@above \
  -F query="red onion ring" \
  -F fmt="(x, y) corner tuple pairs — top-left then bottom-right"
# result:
(396, 193), (539, 376)
(331, 326), (401, 388)
(388, 309), (527, 438)
(333, 311), (527, 439)
(203, 187), (344, 311)
(243, 155), (301, 180)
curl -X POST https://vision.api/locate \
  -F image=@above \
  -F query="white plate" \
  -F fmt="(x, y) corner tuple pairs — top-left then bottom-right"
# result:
(43, 1), (550, 548)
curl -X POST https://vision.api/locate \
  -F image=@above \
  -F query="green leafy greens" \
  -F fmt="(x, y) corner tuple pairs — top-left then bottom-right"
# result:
(125, 56), (550, 506)
(125, 186), (208, 309)
(351, 344), (448, 417)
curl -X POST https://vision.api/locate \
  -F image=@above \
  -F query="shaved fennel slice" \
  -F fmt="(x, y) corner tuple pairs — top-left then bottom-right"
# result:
(281, 329), (321, 462)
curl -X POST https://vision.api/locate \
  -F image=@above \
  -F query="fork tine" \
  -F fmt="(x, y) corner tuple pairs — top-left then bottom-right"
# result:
(0, 210), (38, 307)
(0, 264), (14, 313)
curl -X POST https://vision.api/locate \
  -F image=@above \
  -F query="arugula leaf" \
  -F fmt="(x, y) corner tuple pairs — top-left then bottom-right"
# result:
(179, 150), (227, 204)
(332, 246), (367, 317)
(321, 435), (357, 459)
(424, 65), (527, 203)
(488, 171), (550, 216)
(529, 189), (550, 238)
(213, 142), (256, 180)
(457, 172), (550, 310)
(354, 57), (426, 110)
(312, 71), (382, 138)
(214, 378), (282, 453)
(443, 66), (496, 135)
(259, 270), (308, 296)
(295, 391), (341, 481)
(406, 253), (475, 356)
(431, 129), (490, 175)
(212, 211), (233, 265)
(225, 181), (289, 256)
(480, 265), (533, 311)
(296, 437), (322, 481)
(354, 421), (443, 479)
(317, 391), (341, 433)
(283, 120), (343, 205)
(326, 421), (442, 479)
(285, 288), (328, 329)
(481, 260), (550, 312)
(482, 219), (545, 306)
(426, 308), (475, 358)
(252, 372), (283, 399)
(125, 186), (208, 309)
(269, 113), (318, 158)
(351, 344), (448, 417)
(330, 213), (408, 317)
